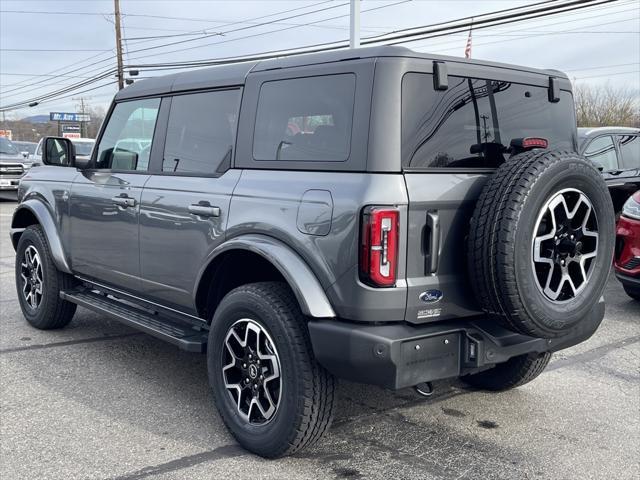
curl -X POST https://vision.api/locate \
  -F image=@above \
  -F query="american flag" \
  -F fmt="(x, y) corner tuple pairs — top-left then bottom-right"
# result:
(464, 26), (472, 59)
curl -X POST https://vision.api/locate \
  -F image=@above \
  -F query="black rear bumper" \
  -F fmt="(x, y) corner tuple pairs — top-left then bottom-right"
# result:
(308, 299), (605, 390)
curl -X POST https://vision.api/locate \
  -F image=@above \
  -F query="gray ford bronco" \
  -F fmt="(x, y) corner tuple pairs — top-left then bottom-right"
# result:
(11, 46), (614, 458)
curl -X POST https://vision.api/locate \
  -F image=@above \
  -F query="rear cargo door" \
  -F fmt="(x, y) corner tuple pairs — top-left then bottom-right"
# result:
(401, 72), (577, 324)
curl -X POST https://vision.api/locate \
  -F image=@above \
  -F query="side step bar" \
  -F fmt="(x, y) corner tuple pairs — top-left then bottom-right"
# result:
(60, 290), (208, 353)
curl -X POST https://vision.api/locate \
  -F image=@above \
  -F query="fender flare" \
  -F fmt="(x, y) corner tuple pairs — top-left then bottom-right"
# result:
(10, 200), (72, 274)
(199, 234), (336, 319)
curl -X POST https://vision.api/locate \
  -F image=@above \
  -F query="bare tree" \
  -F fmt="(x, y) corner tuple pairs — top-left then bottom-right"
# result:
(574, 82), (639, 128)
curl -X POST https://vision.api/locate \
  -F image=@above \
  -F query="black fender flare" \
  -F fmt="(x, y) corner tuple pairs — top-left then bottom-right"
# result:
(10, 200), (72, 274)
(196, 234), (336, 319)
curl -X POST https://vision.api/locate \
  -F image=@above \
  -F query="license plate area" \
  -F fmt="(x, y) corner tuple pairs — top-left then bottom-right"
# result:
(398, 333), (461, 386)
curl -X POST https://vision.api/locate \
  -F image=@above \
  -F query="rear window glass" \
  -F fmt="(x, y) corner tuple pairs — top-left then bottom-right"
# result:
(163, 89), (240, 174)
(253, 74), (355, 162)
(402, 73), (576, 169)
(618, 134), (640, 169)
(584, 136), (618, 171)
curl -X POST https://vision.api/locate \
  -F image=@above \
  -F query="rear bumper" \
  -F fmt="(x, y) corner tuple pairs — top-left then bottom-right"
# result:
(308, 299), (605, 390)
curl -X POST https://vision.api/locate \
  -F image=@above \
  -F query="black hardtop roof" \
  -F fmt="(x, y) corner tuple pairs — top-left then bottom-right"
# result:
(115, 45), (568, 100)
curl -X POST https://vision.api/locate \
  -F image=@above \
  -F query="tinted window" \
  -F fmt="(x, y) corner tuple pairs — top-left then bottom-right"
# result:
(253, 74), (355, 162)
(584, 136), (618, 171)
(163, 90), (240, 174)
(96, 98), (160, 170)
(402, 74), (576, 168)
(618, 134), (640, 168)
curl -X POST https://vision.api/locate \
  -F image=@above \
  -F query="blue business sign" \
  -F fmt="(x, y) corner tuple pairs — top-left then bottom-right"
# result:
(49, 112), (91, 122)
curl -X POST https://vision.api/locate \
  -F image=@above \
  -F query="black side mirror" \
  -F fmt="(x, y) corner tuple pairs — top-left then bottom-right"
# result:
(41, 137), (76, 167)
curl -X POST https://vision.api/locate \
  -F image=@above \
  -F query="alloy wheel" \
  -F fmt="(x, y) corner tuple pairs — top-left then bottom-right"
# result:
(221, 318), (282, 424)
(20, 245), (44, 310)
(532, 188), (599, 302)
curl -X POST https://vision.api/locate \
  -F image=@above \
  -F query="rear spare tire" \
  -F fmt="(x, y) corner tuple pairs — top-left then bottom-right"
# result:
(468, 150), (614, 339)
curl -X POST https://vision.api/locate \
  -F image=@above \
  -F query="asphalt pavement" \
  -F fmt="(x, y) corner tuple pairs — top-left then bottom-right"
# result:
(0, 199), (638, 480)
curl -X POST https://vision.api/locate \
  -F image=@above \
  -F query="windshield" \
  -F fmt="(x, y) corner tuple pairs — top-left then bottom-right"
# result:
(0, 137), (19, 155)
(73, 140), (95, 156)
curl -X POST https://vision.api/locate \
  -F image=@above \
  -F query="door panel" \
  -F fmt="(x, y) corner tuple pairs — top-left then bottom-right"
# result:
(139, 172), (240, 310)
(69, 171), (149, 291)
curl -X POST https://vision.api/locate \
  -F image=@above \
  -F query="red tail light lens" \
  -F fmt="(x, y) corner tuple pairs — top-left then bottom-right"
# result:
(360, 207), (399, 287)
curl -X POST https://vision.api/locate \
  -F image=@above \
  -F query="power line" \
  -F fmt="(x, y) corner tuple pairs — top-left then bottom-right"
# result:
(125, 0), (615, 68)
(574, 70), (640, 80)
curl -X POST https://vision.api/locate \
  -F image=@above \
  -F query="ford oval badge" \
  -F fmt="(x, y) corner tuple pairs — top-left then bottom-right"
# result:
(419, 290), (443, 304)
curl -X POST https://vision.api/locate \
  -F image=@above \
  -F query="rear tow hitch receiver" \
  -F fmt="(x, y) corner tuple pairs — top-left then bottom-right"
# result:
(414, 381), (434, 397)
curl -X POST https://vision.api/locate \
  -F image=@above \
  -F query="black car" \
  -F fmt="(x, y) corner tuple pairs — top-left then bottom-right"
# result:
(579, 127), (640, 213)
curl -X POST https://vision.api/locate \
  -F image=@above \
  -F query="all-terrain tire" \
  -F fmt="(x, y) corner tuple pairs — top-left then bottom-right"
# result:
(461, 352), (552, 391)
(208, 282), (335, 458)
(15, 225), (77, 329)
(467, 150), (615, 339)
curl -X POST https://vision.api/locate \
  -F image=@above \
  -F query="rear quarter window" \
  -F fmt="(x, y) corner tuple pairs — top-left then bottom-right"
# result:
(253, 74), (356, 162)
(618, 134), (640, 169)
(402, 73), (576, 169)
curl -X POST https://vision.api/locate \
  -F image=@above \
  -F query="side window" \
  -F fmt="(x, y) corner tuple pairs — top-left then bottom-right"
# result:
(253, 74), (356, 162)
(618, 134), (640, 169)
(95, 98), (160, 171)
(162, 89), (240, 174)
(584, 136), (618, 171)
(402, 73), (575, 169)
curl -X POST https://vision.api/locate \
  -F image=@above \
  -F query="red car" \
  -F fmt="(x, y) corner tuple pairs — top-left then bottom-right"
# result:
(614, 190), (640, 300)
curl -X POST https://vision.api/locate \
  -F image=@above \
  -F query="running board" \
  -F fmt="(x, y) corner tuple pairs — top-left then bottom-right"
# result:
(60, 290), (208, 352)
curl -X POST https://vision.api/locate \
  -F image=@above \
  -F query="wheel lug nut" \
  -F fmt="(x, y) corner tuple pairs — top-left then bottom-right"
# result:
(245, 378), (250, 384)
(248, 354), (252, 360)
(242, 363), (247, 368)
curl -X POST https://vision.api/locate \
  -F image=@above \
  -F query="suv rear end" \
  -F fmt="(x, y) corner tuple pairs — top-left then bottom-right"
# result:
(308, 53), (610, 390)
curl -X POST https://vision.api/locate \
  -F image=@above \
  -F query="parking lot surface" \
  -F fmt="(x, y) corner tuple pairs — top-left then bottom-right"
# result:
(0, 199), (638, 480)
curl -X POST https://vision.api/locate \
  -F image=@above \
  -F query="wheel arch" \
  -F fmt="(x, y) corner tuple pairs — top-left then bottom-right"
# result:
(195, 234), (336, 321)
(10, 200), (72, 274)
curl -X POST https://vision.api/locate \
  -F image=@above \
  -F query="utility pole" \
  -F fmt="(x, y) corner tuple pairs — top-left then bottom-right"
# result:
(350, 0), (360, 49)
(73, 96), (90, 137)
(114, 0), (125, 90)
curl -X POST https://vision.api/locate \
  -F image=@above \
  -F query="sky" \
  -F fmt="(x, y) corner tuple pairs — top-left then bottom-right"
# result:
(0, 0), (639, 119)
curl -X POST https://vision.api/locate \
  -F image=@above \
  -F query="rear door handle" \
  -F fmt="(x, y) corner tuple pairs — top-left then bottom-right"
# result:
(188, 203), (220, 218)
(426, 211), (440, 274)
(112, 195), (136, 208)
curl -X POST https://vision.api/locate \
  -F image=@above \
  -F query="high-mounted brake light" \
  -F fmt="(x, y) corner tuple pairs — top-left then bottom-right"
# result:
(360, 207), (399, 287)
(510, 137), (549, 151)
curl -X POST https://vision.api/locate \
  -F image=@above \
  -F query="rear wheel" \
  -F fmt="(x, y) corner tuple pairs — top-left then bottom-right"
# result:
(461, 352), (552, 391)
(208, 282), (335, 458)
(15, 225), (77, 329)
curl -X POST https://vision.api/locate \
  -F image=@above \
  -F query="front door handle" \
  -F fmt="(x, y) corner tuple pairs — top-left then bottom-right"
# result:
(188, 203), (220, 218)
(112, 195), (136, 208)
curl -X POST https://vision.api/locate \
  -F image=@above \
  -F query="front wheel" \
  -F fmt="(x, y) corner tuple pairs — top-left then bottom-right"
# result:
(207, 282), (335, 458)
(15, 225), (77, 329)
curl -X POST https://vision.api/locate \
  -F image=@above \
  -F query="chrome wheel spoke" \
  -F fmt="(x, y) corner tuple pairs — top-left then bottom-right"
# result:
(221, 318), (282, 425)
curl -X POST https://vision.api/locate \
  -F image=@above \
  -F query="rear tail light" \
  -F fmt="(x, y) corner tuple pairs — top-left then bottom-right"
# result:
(360, 207), (399, 287)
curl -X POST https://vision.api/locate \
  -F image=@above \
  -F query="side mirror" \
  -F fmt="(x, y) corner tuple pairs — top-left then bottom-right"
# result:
(41, 137), (76, 167)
